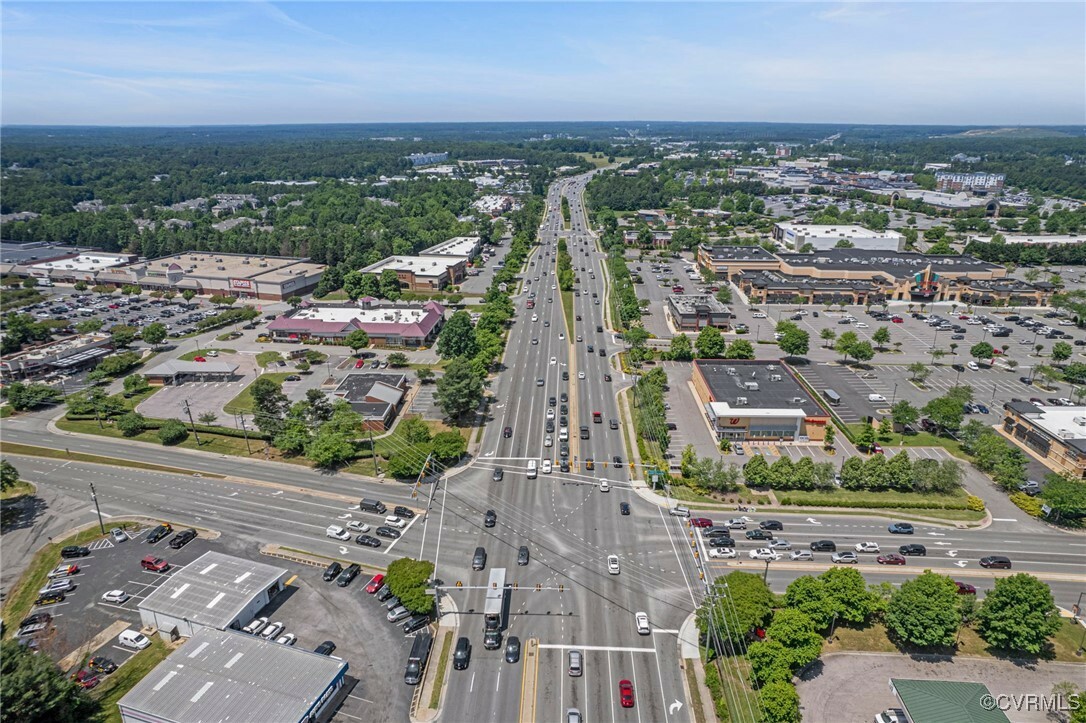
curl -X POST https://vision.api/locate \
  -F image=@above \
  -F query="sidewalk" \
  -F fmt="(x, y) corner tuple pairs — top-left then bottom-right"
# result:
(678, 613), (718, 723)
(411, 595), (460, 723)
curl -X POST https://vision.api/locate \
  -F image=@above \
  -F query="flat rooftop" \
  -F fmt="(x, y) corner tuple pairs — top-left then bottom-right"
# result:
(669, 294), (731, 315)
(775, 223), (903, 240)
(119, 627), (346, 723)
(137, 551), (286, 630)
(359, 254), (468, 277)
(972, 234), (1084, 246)
(289, 304), (434, 326)
(696, 359), (829, 415)
(699, 245), (778, 262)
(0, 242), (87, 265)
(778, 249), (1002, 278)
(1009, 404), (1086, 452)
(32, 252), (133, 273)
(422, 236), (481, 257)
(741, 270), (881, 292)
(117, 252), (324, 282)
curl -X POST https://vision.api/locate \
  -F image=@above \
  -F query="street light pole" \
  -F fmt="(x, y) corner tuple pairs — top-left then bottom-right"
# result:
(89, 483), (106, 534)
(890, 383), (899, 407)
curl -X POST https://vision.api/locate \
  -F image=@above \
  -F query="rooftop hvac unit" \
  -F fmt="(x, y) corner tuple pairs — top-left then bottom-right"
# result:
(1058, 429), (1074, 439)
(242, 259), (250, 264)
(216, 258), (223, 262)
(744, 382), (759, 391)
(791, 397), (804, 404)
(1074, 417), (1086, 426)
(735, 397), (748, 406)
(767, 365), (777, 371)
(259, 263), (268, 267)
(217, 266), (225, 271)
(727, 367), (737, 376)
(770, 374), (782, 382)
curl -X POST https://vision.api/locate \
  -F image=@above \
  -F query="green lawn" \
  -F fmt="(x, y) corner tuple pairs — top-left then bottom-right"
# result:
(90, 637), (173, 723)
(255, 351), (283, 367)
(1, 521), (141, 637)
(178, 348), (235, 361)
(0, 405), (12, 418)
(0, 442), (223, 478)
(561, 290), (575, 337)
(848, 425), (970, 459)
(55, 418), (268, 460)
(342, 416), (457, 475)
(429, 630), (453, 709)
(573, 152), (632, 169)
(222, 373), (293, 414)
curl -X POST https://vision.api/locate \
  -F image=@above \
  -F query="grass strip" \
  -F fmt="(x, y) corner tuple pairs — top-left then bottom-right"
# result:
(177, 348), (235, 361)
(1, 521), (141, 637)
(560, 290), (575, 338)
(1, 480), (36, 500)
(89, 636), (173, 723)
(222, 373), (294, 414)
(684, 663), (708, 723)
(0, 442), (224, 478)
(429, 630), (453, 709)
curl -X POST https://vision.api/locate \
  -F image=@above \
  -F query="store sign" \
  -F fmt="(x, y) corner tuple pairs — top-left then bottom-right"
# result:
(230, 278), (253, 290)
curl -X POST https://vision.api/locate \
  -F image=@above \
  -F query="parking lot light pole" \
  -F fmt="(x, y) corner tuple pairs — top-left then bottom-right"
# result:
(890, 383), (899, 407)
(89, 483), (106, 534)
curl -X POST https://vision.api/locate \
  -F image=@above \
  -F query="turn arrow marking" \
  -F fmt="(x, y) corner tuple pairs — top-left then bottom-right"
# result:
(954, 560), (968, 567)
(806, 518), (821, 525)
(946, 550), (958, 557)
(669, 700), (683, 715)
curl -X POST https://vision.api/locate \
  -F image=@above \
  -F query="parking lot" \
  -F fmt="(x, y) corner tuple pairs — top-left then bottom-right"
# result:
(623, 250), (699, 339)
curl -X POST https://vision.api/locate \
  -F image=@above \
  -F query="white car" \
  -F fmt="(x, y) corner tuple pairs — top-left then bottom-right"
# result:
(767, 539), (792, 551)
(346, 520), (371, 534)
(578, 371), (585, 380)
(708, 547), (737, 559)
(260, 621), (285, 640)
(752, 312), (767, 319)
(855, 541), (881, 553)
(552, 284), (557, 290)
(550, 356), (557, 365)
(967, 361), (979, 371)
(242, 617), (268, 635)
(383, 516), (407, 529)
(559, 333), (565, 340)
(635, 611), (651, 635)
(532, 314), (539, 322)
(325, 525), (350, 541)
(749, 548), (780, 561)
(541, 459), (553, 474)
(789, 550), (814, 562)
(1058, 319), (1074, 326)
(967, 319), (982, 325)
(725, 518), (749, 529)
(101, 589), (129, 604)
(276, 633), (297, 646)
(855, 322), (869, 329)
(607, 555), (620, 575)
(868, 394), (887, 403)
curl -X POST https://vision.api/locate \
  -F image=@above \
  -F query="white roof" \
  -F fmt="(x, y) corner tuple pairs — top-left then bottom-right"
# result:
(422, 236), (480, 257)
(32, 253), (130, 272)
(776, 223), (902, 241)
(291, 305), (431, 325)
(706, 402), (807, 419)
(1023, 405), (1086, 441)
(360, 254), (467, 277)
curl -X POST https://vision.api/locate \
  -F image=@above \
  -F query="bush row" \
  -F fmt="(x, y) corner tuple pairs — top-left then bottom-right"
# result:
(778, 496), (969, 510)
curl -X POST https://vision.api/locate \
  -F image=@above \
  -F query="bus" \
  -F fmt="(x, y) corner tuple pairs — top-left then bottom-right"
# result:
(484, 568), (506, 632)
(823, 389), (841, 407)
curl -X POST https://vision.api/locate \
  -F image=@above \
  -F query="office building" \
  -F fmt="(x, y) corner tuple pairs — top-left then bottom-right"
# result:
(1001, 401), (1086, 480)
(667, 295), (732, 331)
(358, 255), (467, 292)
(772, 223), (904, 253)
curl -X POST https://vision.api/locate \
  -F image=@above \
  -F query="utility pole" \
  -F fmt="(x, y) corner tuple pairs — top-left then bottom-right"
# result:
(89, 483), (106, 534)
(181, 400), (202, 445)
(235, 413), (252, 454)
(369, 431), (379, 475)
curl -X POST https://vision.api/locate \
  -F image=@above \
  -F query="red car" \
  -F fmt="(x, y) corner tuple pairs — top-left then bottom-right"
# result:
(891, 316), (903, 323)
(364, 573), (385, 594)
(955, 581), (977, 595)
(871, 443), (883, 455)
(140, 555), (170, 572)
(193, 356), (206, 362)
(355, 359), (366, 368)
(992, 349), (1003, 355)
(876, 553), (906, 565)
(689, 518), (713, 528)
(73, 670), (100, 689)
(619, 679), (635, 708)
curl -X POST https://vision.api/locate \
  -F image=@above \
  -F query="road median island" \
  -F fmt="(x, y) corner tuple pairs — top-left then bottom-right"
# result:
(518, 637), (540, 723)
(0, 444), (226, 478)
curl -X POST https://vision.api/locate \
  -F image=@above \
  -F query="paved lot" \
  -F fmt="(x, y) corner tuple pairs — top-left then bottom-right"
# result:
(623, 250), (699, 339)
(793, 362), (880, 425)
(409, 376), (444, 420)
(138, 376), (254, 424)
(459, 237), (514, 296)
(797, 652), (1086, 723)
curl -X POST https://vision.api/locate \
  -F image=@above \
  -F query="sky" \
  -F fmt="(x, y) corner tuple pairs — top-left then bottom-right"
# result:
(2, 1), (1083, 126)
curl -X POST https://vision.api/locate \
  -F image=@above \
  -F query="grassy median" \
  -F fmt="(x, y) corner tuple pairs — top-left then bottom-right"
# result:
(0, 442), (223, 478)
(429, 630), (453, 709)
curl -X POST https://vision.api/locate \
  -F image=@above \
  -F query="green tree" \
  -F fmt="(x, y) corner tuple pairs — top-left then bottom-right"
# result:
(820, 328), (836, 348)
(114, 410), (148, 437)
(1052, 341), (1073, 364)
(696, 571), (774, 653)
(197, 411), (218, 425)
(157, 419), (189, 445)
(820, 566), (881, 624)
(401, 417), (433, 445)
(386, 557), (436, 615)
(182, 289), (197, 302)
(0, 638), (99, 722)
(1, 460), (20, 491)
(110, 325), (137, 348)
(743, 454), (770, 487)
(286, 295), (303, 309)
(74, 319), (104, 334)
(249, 377), (289, 436)
(431, 431), (467, 462)
(378, 269), (402, 300)
(849, 340), (875, 363)
(680, 444), (698, 478)
(885, 449), (913, 490)
(306, 427), (355, 469)
(4, 382), (61, 411)
(872, 326), (891, 350)
(778, 328), (810, 358)
(387, 352), (409, 368)
(386, 449), (430, 479)
(923, 394), (966, 433)
(435, 357), (484, 420)
(759, 680), (801, 723)
(907, 361), (931, 384)
(668, 333), (693, 361)
(822, 423), (836, 449)
(416, 368), (435, 384)
(141, 322), (167, 348)
(856, 422), (877, 451)
(970, 341), (995, 366)
(766, 608), (823, 668)
(1040, 475), (1086, 522)
(344, 329), (370, 355)
(747, 640), (792, 685)
(977, 574), (1062, 654)
(891, 400), (920, 430)
(835, 331), (859, 361)
(696, 326), (727, 358)
(886, 571), (962, 647)
(437, 310), (479, 359)
(724, 339), (755, 359)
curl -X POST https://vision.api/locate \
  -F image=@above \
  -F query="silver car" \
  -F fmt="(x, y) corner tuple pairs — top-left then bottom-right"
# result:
(387, 605), (411, 623)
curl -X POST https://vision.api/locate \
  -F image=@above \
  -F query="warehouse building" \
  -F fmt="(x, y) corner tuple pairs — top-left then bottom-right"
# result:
(137, 551), (288, 641)
(118, 627), (348, 723)
(691, 360), (830, 444)
(358, 254), (467, 292)
(95, 252), (326, 301)
(1001, 401), (1086, 480)
(422, 235), (482, 258)
(667, 294), (733, 331)
(771, 222), (904, 252)
(268, 299), (446, 347)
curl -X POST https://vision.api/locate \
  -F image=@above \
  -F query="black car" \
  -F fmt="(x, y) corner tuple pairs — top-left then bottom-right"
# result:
(492, 468), (504, 482)
(35, 591), (65, 606)
(899, 544), (927, 556)
(376, 584), (394, 602)
(60, 546), (90, 559)
(376, 526), (401, 539)
(707, 536), (735, 547)
(745, 530), (773, 541)
(545, 420), (555, 433)
(612, 455), (622, 465)
(759, 520), (783, 531)
(168, 528), (198, 549)
(19, 612), (52, 628)
(560, 393), (568, 403)
(146, 524), (173, 544)
(503, 426), (512, 438)
(979, 555), (1012, 569)
(549, 396), (557, 407)
(483, 628), (502, 650)
(619, 502), (630, 515)
(336, 563), (361, 587)
(314, 641), (337, 656)
(402, 615), (431, 634)
(88, 656), (117, 674)
(952, 364), (966, 372)
(809, 540), (837, 552)
(517, 546), (530, 566)
(394, 505), (416, 519)
(356, 534), (382, 548)
(484, 510), (497, 528)
(453, 637), (472, 670)
(322, 561), (343, 581)
(505, 636), (521, 663)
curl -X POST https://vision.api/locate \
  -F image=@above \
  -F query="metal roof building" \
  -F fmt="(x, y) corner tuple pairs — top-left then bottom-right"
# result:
(118, 627), (348, 723)
(138, 551), (288, 640)
(890, 678), (1010, 723)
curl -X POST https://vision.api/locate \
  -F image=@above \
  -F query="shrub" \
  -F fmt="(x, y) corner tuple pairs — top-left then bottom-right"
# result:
(1009, 492), (1044, 517)
(966, 495), (986, 512)
(777, 496), (969, 510)
(116, 412), (147, 437)
(157, 419), (189, 445)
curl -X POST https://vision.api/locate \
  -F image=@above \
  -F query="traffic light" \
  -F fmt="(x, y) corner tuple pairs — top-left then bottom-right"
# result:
(629, 463), (635, 471)
(513, 582), (518, 590)
(456, 581), (463, 587)
(535, 583), (542, 592)
(558, 584), (564, 592)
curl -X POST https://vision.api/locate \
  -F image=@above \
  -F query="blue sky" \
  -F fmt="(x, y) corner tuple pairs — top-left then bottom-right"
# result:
(2, 2), (1083, 126)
